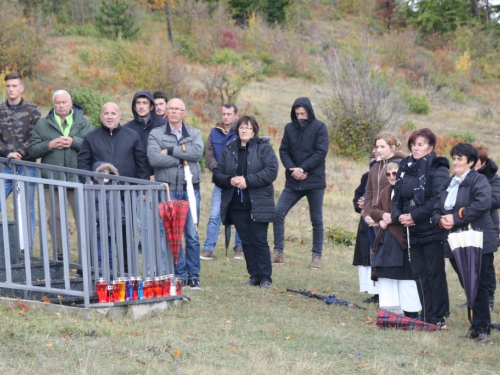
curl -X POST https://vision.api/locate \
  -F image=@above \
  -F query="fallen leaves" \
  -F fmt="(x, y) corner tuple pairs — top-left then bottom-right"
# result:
(230, 348), (237, 353)
(46, 343), (53, 348)
(172, 349), (181, 357)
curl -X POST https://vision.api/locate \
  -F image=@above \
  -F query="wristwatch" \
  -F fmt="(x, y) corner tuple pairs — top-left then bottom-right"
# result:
(300, 168), (304, 173)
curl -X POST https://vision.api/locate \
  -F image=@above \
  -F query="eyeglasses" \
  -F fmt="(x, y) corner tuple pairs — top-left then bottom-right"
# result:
(239, 126), (253, 131)
(167, 107), (185, 112)
(386, 171), (397, 177)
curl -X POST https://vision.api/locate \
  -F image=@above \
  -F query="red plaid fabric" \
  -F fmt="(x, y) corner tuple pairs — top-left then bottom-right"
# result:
(159, 201), (189, 264)
(376, 309), (439, 331)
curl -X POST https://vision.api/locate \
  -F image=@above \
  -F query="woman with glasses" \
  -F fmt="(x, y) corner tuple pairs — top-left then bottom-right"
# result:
(392, 128), (450, 327)
(371, 161), (421, 317)
(361, 133), (405, 303)
(213, 116), (278, 288)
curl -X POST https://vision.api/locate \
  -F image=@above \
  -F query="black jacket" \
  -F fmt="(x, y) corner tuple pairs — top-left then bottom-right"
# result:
(432, 169), (498, 257)
(77, 124), (150, 181)
(279, 97), (329, 191)
(123, 91), (167, 176)
(213, 136), (278, 224)
(352, 171), (370, 266)
(392, 154), (450, 246)
(477, 158), (500, 238)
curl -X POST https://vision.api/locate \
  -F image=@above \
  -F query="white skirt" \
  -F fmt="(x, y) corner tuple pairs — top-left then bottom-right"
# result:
(358, 266), (379, 294)
(378, 278), (421, 312)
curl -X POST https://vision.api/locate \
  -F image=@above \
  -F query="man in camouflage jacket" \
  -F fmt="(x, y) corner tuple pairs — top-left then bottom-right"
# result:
(0, 72), (41, 247)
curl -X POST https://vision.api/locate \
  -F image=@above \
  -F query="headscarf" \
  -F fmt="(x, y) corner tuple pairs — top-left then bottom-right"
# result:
(444, 169), (471, 210)
(393, 151), (436, 206)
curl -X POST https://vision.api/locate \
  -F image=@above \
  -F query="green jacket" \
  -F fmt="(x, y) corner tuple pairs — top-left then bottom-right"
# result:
(29, 105), (92, 180)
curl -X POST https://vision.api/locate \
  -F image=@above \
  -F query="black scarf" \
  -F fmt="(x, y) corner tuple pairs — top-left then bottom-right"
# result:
(393, 151), (436, 206)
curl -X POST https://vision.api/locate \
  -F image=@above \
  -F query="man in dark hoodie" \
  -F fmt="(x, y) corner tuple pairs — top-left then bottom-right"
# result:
(123, 91), (167, 262)
(123, 90), (167, 178)
(272, 97), (329, 269)
(29, 89), (92, 259)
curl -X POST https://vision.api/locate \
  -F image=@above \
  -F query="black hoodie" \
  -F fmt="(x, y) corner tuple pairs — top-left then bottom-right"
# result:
(279, 97), (329, 190)
(123, 91), (167, 176)
(478, 158), (500, 237)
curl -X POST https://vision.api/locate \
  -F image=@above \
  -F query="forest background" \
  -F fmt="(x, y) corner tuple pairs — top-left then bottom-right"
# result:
(2, 0), (500, 374)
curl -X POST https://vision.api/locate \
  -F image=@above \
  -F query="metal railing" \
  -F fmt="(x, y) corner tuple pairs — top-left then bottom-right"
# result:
(0, 157), (173, 307)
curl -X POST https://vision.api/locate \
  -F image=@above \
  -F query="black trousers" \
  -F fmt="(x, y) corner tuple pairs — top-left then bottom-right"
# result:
(451, 253), (493, 335)
(228, 204), (272, 284)
(409, 241), (449, 325)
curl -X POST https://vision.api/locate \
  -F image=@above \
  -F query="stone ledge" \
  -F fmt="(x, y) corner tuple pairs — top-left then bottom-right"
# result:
(0, 295), (190, 320)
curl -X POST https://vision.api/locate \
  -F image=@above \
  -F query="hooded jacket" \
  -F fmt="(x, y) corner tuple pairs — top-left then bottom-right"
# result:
(28, 105), (92, 180)
(0, 98), (41, 161)
(205, 122), (238, 172)
(77, 124), (150, 181)
(213, 136), (278, 224)
(123, 91), (167, 176)
(279, 97), (329, 191)
(432, 169), (498, 257)
(477, 158), (500, 238)
(363, 151), (406, 218)
(147, 120), (204, 191)
(92, 162), (125, 229)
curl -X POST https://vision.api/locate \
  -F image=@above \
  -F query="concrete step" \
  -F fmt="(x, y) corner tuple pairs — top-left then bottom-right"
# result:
(0, 260), (65, 283)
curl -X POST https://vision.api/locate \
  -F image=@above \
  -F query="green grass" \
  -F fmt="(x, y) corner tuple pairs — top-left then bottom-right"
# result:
(1, 164), (500, 374)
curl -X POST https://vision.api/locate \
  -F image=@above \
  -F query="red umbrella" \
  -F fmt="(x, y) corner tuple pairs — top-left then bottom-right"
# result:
(376, 309), (440, 331)
(158, 184), (189, 264)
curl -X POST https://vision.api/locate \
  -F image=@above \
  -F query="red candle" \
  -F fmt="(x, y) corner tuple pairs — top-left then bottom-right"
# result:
(96, 278), (108, 303)
(107, 285), (115, 303)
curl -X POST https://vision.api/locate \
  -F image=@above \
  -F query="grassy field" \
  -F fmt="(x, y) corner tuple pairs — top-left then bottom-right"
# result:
(1, 155), (500, 374)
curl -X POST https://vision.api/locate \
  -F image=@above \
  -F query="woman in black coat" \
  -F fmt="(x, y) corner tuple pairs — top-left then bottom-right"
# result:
(475, 146), (500, 311)
(392, 128), (450, 327)
(213, 116), (278, 288)
(433, 143), (496, 343)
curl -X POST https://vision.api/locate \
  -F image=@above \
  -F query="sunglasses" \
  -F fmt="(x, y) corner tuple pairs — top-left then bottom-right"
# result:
(386, 171), (397, 177)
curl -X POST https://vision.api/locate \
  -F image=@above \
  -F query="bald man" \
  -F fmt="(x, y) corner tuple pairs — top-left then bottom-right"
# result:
(77, 102), (149, 180)
(148, 98), (204, 289)
(29, 89), (92, 259)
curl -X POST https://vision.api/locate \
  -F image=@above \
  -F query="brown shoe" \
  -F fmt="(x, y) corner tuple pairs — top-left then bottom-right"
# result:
(233, 246), (244, 260)
(310, 255), (321, 270)
(200, 250), (213, 260)
(271, 252), (284, 264)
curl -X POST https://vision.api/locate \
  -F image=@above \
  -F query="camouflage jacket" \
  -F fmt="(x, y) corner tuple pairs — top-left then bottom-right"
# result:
(0, 98), (41, 161)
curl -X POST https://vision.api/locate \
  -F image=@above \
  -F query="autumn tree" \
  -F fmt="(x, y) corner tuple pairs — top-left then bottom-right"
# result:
(374, 0), (399, 30)
(137, 0), (175, 43)
(0, 0), (48, 76)
(96, 0), (140, 40)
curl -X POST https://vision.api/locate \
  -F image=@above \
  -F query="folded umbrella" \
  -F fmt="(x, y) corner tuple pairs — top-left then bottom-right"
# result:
(448, 224), (483, 322)
(225, 225), (231, 258)
(376, 309), (440, 331)
(286, 288), (366, 310)
(158, 184), (189, 264)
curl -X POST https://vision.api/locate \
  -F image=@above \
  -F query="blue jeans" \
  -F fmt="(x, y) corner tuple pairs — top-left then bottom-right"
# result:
(0, 165), (36, 246)
(172, 189), (201, 281)
(273, 187), (324, 256)
(203, 185), (241, 252)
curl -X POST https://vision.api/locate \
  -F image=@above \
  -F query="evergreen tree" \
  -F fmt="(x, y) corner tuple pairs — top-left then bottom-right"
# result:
(96, 0), (140, 40)
(228, 0), (290, 24)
